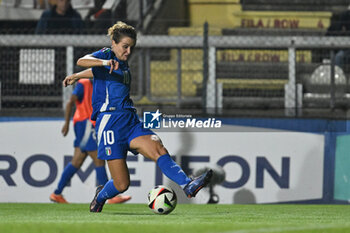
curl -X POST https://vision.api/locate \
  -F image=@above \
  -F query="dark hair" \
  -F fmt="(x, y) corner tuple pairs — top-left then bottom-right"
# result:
(107, 21), (137, 44)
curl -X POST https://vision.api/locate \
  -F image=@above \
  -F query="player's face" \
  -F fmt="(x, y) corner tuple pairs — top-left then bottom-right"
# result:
(112, 37), (135, 61)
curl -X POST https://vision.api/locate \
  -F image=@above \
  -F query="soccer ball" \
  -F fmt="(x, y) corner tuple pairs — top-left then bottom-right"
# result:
(148, 185), (177, 215)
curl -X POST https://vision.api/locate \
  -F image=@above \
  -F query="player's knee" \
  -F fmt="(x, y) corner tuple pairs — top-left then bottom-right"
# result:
(150, 135), (162, 144)
(117, 183), (130, 193)
(153, 136), (167, 152)
(156, 145), (168, 158)
(71, 159), (84, 167)
(140, 136), (169, 161)
(114, 180), (130, 193)
(93, 159), (105, 167)
(148, 146), (168, 161)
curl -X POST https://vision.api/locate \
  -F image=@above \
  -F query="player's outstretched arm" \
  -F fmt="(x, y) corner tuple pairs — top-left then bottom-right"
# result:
(77, 54), (119, 74)
(63, 68), (93, 87)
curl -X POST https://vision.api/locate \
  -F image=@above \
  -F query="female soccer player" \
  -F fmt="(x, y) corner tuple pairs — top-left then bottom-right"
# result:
(63, 21), (212, 212)
(52, 71), (130, 204)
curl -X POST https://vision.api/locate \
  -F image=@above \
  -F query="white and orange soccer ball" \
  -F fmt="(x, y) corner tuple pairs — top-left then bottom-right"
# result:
(147, 185), (177, 215)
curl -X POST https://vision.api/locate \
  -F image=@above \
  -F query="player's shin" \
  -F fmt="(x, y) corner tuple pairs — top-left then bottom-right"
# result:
(96, 179), (120, 203)
(95, 166), (108, 186)
(55, 162), (78, 194)
(156, 154), (191, 188)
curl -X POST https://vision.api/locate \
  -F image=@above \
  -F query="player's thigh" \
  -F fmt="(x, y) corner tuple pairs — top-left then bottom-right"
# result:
(107, 159), (130, 192)
(71, 147), (88, 167)
(130, 135), (168, 161)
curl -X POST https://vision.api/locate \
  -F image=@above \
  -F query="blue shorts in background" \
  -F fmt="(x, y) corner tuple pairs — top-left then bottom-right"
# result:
(96, 109), (155, 160)
(74, 120), (97, 152)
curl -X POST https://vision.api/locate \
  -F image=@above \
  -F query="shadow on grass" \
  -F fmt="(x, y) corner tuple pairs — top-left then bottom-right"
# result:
(103, 212), (155, 216)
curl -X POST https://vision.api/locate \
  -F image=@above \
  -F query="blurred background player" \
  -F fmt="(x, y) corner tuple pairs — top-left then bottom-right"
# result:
(50, 69), (131, 204)
(35, 0), (85, 34)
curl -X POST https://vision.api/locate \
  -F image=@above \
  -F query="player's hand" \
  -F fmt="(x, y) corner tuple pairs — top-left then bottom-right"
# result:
(108, 59), (119, 74)
(61, 123), (69, 136)
(63, 74), (78, 87)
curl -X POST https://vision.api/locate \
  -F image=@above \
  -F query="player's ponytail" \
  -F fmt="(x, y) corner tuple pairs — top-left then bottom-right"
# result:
(107, 21), (137, 44)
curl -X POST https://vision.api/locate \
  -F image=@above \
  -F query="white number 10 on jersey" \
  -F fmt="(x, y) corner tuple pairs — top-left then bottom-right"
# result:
(103, 130), (115, 145)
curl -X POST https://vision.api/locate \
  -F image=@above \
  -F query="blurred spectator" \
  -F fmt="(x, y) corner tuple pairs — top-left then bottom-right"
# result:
(35, 0), (85, 34)
(85, 0), (111, 33)
(85, 0), (126, 34)
(326, 5), (350, 71)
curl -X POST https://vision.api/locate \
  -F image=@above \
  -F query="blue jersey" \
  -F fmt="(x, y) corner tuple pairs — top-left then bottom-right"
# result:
(90, 47), (134, 120)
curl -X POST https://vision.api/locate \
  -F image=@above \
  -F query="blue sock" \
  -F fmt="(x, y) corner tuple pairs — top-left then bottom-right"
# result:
(97, 179), (120, 203)
(95, 166), (108, 186)
(54, 162), (78, 195)
(157, 154), (191, 187)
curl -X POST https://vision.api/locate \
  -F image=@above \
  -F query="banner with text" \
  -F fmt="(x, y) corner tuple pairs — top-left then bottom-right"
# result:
(0, 120), (324, 204)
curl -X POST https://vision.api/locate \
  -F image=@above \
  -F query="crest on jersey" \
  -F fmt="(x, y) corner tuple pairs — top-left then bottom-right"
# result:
(100, 47), (111, 53)
(105, 147), (112, 156)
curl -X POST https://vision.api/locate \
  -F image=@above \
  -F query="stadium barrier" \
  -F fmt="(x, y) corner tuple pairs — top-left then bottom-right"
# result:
(1, 34), (350, 117)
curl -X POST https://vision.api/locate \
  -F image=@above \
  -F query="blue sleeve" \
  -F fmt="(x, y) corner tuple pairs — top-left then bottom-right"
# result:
(90, 48), (112, 80)
(72, 82), (84, 102)
(92, 48), (111, 59)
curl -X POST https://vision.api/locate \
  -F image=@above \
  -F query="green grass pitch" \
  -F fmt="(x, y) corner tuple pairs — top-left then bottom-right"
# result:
(1, 203), (350, 233)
